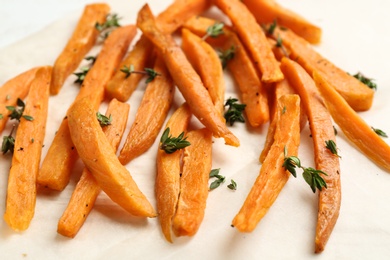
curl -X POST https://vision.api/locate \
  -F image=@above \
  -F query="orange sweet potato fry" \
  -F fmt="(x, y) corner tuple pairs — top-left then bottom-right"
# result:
(232, 94), (300, 232)
(281, 58), (341, 253)
(57, 98), (129, 238)
(67, 97), (155, 217)
(0, 67), (39, 134)
(215, 0), (283, 83)
(314, 71), (390, 172)
(118, 56), (175, 165)
(242, 0), (322, 44)
(50, 3), (110, 95)
(106, 0), (211, 102)
(172, 128), (213, 237)
(156, 103), (192, 242)
(137, 5), (239, 147)
(181, 28), (225, 114)
(274, 26), (374, 111)
(38, 25), (136, 191)
(183, 16), (269, 127)
(3, 66), (51, 231)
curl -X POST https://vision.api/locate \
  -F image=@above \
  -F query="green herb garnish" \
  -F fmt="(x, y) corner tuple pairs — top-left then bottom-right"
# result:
(95, 13), (121, 39)
(120, 65), (161, 83)
(325, 140), (341, 158)
(224, 98), (246, 126)
(227, 179), (237, 190)
(73, 66), (90, 84)
(1, 125), (16, 154)
(202, 22), (224, 41)
(160, 127), (190, 154)
(371, 127), (388, 138)
(209, 168), (225, 190)
(96, 112), (112, 127)
(352, 72), (377, 90)
(217, 45), (235, 69)
(6, 98), (33, 121)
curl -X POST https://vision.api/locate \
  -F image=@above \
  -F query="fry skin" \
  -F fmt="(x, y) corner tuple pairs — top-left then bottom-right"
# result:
(314, 71), (390, 172)
(274, 26), (374, 111)
(137, 4), (239, 147)
(106, 0), (212, 102)
(156, 103), (192, 243)
(57, 99), (129, 238)
(118, 56), (175, 165)
(183, 16), (270, 127)
(67, 97), (156, 217)
(50, 3), (110, 95)
(281, 58), (341, 253)
(215, 0), (283, 83)
(38, 25), (136, 191)
(3, 66), (51, 231)
(0, 67), (39, 134)
(172, 128), (213, 237)
(232, 94), (300, 232)
(242, 0), (322, 44)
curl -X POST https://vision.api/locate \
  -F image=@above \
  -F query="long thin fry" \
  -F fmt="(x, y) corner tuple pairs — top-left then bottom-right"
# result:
(118, 56), (175, 165)
(183, 16), (269, 127)
(3, 66), (51, 231)
(242, 0), (322, 44)
(281, 58), (341, 253)
(215, 0), (283, 83)
(38, 25), (136, 191)
(57, 99), (129, 238)
(181, 28), (225, 114)
(313, 71), (390, 172)
(106, 0), (211, 101)
(50, 3), (110, 95)
(67, 97), (156, 217)
(172, 128), (213, 236)
(274, 26), (374, 111)
(0, 67), (39, 134)
(137, 4), (239, 147)
(232, 94), (300, 232)
(156, 103), (192, 242)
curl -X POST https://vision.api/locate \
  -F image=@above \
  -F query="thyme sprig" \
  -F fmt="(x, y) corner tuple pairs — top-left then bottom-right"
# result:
(372, 127), (388, 138)
(202, 22), (224, 41)
(217, 45), (236, 69)
(282, 147), (328, 193)
(224, 98), (246, 126)
(95, 13), (121, 39)
(325, 140), (341, 158)
(159, 127), (190, 154)
(352, 72), (377, 90)
(1, 125), (16, 154)
(6, 98), (33, 121)
(209, 168), (225, 190)
(96, 112), (112, 127)
(120, 65), (161, 83)
(73, 56), (97, 84)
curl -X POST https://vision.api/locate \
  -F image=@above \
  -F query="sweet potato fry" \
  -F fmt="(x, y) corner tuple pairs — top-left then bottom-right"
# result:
(3, 66), (51, 231)
(50, 3), (110, 95)
(0, 67), (39, 134)
(181, 28), (225, 114)
(156, 103), (192, 242)
(172, 128), (213, 237)
(57, 98), (129, 238)
(281, 58), (341, 253)
(118, 56), (175, 165)
(106, 0), (211, 102)
(137, 5), (239, 147)
(38, 25), (136, 191)
(215, 0), (283, 83)
(232, 94), (300, 232)
(67, 97), (155, 217)
(242, 0), (322, 44)
(183, 16), (269, 127)
(274, 26), (374, 111)
(314, 71), (390, 172)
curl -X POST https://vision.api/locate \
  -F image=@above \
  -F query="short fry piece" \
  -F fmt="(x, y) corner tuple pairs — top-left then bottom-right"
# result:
(0, 67), (39, 134)
(57, 99), (129, 238)
(314, 71), (390, 172)
(215, 0), (283, 83)
(3, 66), (51, 231)
(281, 58), (341, 253)
(172, 128), (213, 237)
(156, 103), (192, 242)
(242, 0), (322, 44)
(137, 5), (239, 147)
(274, 26), (374, 111)
(181, 28), (225, 114)
(38, 25), (136, 191)
(50, 3), (110, 94)
(232, 94), (300, 232)
(183, 16), (270, 127)
(67, 97), (156, 217)
(118, 56), (175, 165)
(106, 0), (211, 101)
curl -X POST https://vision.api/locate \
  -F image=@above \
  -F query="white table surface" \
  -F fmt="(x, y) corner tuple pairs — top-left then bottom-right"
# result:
(1, 0), (390, 259)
